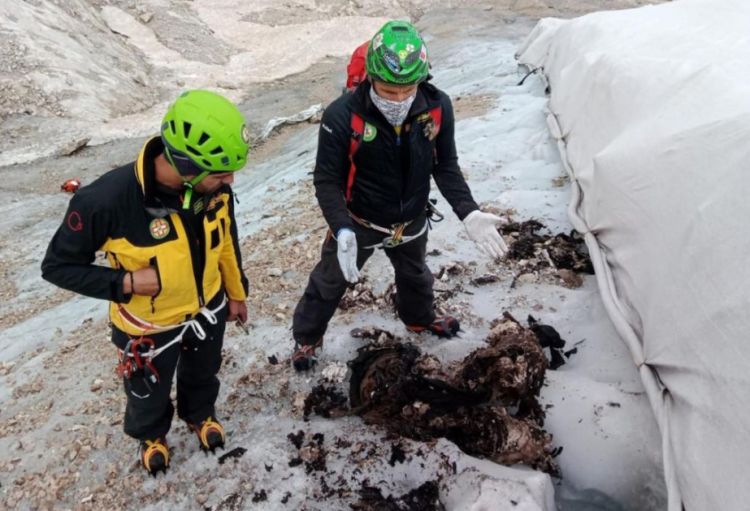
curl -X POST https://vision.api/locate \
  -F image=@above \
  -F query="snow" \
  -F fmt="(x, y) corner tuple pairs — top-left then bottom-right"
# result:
(0, 4), (669, 511)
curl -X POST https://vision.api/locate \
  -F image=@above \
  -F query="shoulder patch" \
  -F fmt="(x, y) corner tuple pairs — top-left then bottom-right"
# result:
(363, 123), (377, 142)
(321, 123), (333, 134)
(66, 211), (83, 232)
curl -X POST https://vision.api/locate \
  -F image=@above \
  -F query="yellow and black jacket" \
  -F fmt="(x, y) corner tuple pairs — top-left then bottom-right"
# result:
(42, 137), (248, 335)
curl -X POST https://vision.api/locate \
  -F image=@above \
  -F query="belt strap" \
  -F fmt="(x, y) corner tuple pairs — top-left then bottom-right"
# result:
(347, 210), (413, 235)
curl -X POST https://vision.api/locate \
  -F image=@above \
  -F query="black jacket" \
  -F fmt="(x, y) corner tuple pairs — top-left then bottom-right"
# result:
(41, 137), (248, 334)
(314, 81), (479, 233)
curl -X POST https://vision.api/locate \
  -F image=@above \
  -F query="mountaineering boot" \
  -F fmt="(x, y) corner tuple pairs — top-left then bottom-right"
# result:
(406, 316), (461, 338)
(140, 438), (170, 476)
(291, 338), (322, 372)
(188, 417), (225, 453)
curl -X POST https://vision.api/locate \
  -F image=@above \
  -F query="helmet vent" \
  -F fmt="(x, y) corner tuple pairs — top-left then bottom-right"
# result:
(169, 120), (176, 134)
(210, 146), (223, 155)
(392, 26), (408, 32)
(183, 122), (192, 138)
(186, 145), (201, 156)
(202, 159), (212, 168)
(221, 156), (230, 166)
(198, 132), (210, 145)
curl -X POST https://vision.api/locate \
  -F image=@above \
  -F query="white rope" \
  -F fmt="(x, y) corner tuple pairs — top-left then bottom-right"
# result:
(122, 297), (227, 361)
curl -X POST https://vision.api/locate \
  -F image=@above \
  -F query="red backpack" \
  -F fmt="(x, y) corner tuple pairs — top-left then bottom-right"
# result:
(345, 41), (370, 92)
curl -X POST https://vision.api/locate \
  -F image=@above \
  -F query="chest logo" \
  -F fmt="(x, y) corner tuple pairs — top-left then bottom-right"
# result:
(363, 122), (377, 142)
(149, 218), (170, 239)
(418, 113), (439, 141)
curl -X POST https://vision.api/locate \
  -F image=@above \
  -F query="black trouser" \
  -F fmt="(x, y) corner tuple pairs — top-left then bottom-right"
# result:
(111, 291), (227, 441)
(293, 214), (435, 345)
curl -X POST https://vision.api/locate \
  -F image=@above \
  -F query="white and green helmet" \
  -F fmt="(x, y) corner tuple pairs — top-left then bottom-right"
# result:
(366, 21), (429, 85)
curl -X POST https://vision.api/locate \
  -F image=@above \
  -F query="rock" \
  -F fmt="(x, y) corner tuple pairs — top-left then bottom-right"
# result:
(292, 392), (306, 414)
(517, 273), (538, 284)
(556, 269), (583, 288)
(59, 137), (90, 156)
(267, 268), (283, 277)
(139, 12), (153, 23)
(90, 379), (103, 392)
(94, 434), (108, 449)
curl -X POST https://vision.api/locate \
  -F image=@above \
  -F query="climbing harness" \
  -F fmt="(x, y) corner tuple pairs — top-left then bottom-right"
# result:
(347, 210), (428, 250)
(116, 298), (226, 398)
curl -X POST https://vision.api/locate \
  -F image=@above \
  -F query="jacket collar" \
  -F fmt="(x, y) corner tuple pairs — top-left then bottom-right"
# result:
(134, 136), (180, 217)
(134, 136), (163, 202)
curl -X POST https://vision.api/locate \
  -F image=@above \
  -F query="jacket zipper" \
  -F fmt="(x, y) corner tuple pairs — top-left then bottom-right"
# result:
(148, 256), (163, 313)
(175, 215), (205, 307)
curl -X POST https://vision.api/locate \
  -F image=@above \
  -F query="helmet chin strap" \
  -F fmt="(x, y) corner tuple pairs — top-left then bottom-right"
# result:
(164, 146), (210, 209)
(181, 171), (211, 210)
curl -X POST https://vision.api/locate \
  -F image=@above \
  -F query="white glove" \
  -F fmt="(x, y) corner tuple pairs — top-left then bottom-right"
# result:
(336, 228), (360, 283)
(463, 210), (508, 259)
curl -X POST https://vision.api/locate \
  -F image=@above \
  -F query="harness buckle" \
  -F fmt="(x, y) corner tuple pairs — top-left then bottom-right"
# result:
(118, 337), (160, 399)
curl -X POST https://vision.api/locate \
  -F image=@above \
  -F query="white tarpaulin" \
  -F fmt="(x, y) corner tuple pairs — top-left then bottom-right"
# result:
(516, 1), (750, 510)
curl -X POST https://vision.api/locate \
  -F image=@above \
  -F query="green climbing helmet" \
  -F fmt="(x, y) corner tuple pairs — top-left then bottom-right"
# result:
(365, 20), (429, 85)
(161, 89), (249, 174)
(160, 90), (250, 208)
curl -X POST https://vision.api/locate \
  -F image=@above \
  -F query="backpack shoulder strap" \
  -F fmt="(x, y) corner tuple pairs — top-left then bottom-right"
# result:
(346, 112), (365, 202)
(428, 105), (442, 137)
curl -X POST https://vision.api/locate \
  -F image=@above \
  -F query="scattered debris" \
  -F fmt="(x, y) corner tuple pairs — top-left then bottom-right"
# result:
(338, 279), (396, 314)
(257, 104), (323, 142)
(252, 489), (268, 503)
(218, 447), (247, 465)
(350, 326), (396, 344)
(434, 262), (471, 281)
(500, 220), (594, 288)
(351, 481), (445, 511)
(527, 314), (572, 370)
(321, 361), (348, 384)
(389, 443), (407, 466)
(556, 268), (583, 288)
(470, 273), (500, 286)
(287, 430), (305, 450)
(288, 430), (328, 474)
(215, 492), (243, 511)
(303, 384), (348, 419)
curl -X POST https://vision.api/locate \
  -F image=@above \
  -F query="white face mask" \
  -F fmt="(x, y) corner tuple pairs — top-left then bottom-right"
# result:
(369, 86), (416, 127)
